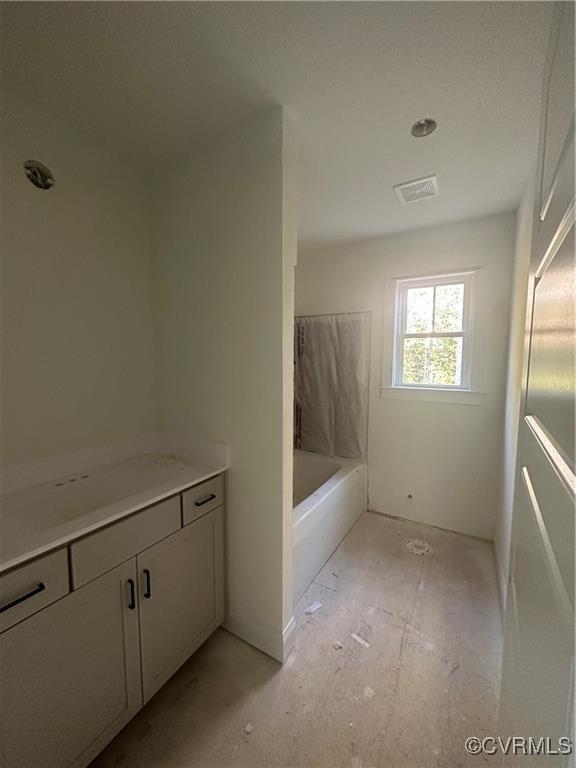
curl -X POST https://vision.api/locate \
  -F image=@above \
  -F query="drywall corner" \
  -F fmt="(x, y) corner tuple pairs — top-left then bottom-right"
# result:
(282, 110), (298, 634)
(154, 106), (296, 662)
(494, 171), (536, 615)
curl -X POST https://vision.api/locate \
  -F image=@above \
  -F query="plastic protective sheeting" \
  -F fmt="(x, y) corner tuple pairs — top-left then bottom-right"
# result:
(294, 313), (370, 458)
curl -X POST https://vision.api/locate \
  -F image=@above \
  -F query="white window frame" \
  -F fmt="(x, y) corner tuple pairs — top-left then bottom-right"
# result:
(392, 271), (475, 390)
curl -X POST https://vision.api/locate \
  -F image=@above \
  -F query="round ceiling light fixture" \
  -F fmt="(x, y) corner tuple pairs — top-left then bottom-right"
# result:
(411, 118), (437, 138)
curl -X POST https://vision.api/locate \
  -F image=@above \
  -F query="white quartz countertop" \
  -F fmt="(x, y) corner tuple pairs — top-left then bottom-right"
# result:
(0, 454), (228, 575)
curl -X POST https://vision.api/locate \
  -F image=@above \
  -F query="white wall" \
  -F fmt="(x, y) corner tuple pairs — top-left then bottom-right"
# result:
(154, 108), (296, 661)
(0, 98), (157, 464)
(296, 213), (516, 540)
(1, 95), (297, 662)
(494, 176), (535, 609)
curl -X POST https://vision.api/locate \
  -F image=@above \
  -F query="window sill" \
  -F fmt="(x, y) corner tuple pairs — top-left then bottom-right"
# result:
(378, 386), (486, 405)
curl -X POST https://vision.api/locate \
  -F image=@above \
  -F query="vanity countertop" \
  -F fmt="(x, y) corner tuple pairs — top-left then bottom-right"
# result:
(0, 454), (228, 575)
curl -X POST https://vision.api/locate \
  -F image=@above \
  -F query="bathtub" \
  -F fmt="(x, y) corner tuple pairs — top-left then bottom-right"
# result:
(293, 450), (367, 605)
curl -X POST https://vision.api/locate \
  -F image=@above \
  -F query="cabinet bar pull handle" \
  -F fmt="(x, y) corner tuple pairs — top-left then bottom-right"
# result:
(143, 569), (152, 599)
(0, 582), (45, 614)
(127, 579), (136, 610)
(195, 494), (216, 507)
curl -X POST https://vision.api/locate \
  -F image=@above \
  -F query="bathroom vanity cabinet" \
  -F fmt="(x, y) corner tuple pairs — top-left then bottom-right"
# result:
(0, 473), (225, 768)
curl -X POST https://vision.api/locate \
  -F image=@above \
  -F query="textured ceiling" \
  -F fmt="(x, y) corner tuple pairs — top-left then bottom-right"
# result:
(0, 2), (553, 246)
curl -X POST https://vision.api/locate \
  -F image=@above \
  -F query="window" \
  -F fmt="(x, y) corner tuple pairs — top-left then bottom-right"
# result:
(393, 271), (474, 389)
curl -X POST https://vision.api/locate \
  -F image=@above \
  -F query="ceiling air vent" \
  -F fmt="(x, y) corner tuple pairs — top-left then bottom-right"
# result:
(394, 174), (439, 205)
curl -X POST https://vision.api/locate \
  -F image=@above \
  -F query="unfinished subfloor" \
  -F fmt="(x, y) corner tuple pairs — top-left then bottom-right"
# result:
(91, 511), (502, 768)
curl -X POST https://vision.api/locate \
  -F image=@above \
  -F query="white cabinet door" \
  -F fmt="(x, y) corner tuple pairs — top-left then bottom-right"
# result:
(0, 559), (142, 768)
(137, 506), (225, 703)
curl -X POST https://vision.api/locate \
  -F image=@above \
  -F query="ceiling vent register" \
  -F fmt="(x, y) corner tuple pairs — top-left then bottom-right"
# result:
(394, 174), (439, 205)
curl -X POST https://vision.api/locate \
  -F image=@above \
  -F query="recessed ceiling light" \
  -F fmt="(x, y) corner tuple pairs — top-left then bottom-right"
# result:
(411, 118), (437, 138)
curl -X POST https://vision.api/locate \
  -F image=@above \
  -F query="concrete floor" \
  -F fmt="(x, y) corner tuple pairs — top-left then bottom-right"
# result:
(91, 511), (502, 768)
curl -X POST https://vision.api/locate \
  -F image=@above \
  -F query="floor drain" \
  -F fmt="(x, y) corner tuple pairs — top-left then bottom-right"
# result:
(405, 538), (431, 555)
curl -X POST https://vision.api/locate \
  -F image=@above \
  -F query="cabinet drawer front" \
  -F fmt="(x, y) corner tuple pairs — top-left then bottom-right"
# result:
(71, 496), (181, 589)
(0, 549), (69, 633)
(182, 474), (224, 525)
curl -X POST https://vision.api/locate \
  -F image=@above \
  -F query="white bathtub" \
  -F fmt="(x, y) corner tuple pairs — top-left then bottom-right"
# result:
(293, 450), (367, 604)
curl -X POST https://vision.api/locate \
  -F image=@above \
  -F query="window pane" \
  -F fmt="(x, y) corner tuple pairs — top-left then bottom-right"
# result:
(434, 283), (464, 332)
(406, 286), (433, 332)
(403, 336), (462, 386)
(403, 338), (431, 384)
(429, 337), (462, 385)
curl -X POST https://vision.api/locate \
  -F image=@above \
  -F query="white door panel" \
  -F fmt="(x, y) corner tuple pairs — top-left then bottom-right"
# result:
(498, 3), (574, 763)
(526, 224), (575, 466)
(500, 468), (573, 766)
(522, 416), (575, 605)
(538, 3), (575, 221)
